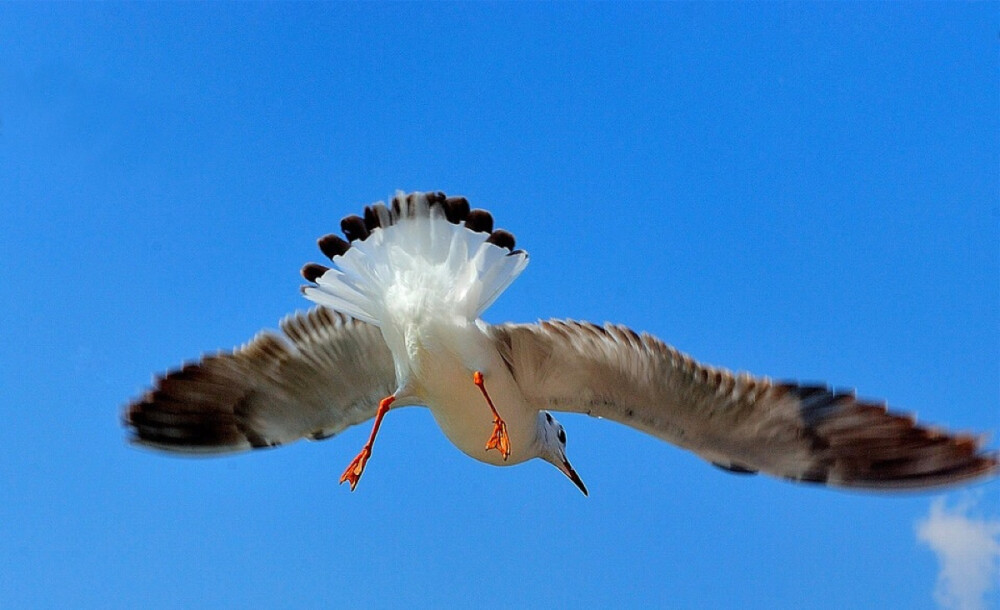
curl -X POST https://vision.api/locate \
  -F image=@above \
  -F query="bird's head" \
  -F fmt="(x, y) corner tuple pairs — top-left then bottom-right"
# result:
(536, 411), (588, 496)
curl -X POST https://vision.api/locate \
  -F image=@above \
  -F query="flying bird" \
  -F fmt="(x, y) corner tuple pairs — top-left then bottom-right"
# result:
(125, 191), (998, 494)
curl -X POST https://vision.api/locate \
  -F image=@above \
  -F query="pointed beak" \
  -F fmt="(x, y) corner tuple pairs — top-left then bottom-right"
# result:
(557, 457), (588, 496)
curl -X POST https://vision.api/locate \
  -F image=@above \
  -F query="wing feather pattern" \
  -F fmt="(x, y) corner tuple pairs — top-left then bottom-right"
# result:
(491, 320), (998, 490)
(125, 307), (396, 454)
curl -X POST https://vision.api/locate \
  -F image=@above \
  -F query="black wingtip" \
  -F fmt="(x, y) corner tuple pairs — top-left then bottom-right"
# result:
(340, 215), (369, 242)
(318, 234), (351, 259)
(301, 263), (329, 283)
(443, 196), (470, 223)
(465, 209), (494, 233)
(485, 229), (516, 251)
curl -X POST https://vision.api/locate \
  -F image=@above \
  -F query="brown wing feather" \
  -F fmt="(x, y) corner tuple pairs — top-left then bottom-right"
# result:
(491, 320), (998, 490)
(124, 307), (396, 454)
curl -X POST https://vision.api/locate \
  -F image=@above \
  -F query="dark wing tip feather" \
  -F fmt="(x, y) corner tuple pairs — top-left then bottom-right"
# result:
(124, 354), (259, 454)
(464, 209), (494, 233)
(301, 263), (329, 283)
(783, 385), (999, 490)
(444, 196), (471, 223)
(123, 326), (303, 455)
(318, 234), (350, 259)
(314, 192), (517, 260)
(340, 215), (369, 242)
(485, 229), (516, 251)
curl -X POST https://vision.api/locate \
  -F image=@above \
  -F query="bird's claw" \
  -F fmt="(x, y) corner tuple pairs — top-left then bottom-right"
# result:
(485, 417), (511, 461)
(339, 446), (372, 491)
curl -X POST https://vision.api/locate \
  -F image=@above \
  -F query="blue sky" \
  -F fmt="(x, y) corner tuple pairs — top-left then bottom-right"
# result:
(1, 3), (998, 609)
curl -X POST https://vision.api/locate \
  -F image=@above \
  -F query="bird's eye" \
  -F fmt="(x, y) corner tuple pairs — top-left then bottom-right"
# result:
(545, 412), (553, 423)
(557, 429), (566, 444)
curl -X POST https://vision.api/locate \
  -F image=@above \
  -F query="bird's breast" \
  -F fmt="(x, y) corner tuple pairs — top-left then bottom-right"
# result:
(403, 325), (537, 466)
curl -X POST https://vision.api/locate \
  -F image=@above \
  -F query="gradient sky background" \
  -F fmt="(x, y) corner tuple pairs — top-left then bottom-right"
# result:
(1, 4), (998, 609)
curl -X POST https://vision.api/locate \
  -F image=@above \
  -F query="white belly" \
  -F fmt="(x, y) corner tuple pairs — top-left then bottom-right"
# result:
(398, 322), (538, 466)
(427, 366), (536, 466)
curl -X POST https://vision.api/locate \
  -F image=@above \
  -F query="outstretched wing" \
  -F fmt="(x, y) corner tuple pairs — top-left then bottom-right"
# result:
(125, 307), (396, 454)
(491, 320), (998, 490)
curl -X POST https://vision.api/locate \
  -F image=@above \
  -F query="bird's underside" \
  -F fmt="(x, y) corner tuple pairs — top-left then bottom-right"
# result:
(124, 190), (998, 494)
(125, 306), (999, 491)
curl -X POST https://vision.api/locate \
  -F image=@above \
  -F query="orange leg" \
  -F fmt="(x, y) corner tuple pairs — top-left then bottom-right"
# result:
(474, 371), (510, 460)
(340, 395), (396, 491)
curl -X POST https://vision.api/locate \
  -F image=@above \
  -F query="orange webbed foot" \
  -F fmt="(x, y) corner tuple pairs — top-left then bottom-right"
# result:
(485, 416), (511, 460)
(339, 446), (372, 491)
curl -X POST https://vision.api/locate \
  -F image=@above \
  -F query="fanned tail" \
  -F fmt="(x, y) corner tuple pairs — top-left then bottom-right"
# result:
(301, 191), (529, 326)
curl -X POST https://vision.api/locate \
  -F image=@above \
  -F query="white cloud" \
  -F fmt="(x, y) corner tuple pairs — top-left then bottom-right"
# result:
(916, 495), (1000, 610)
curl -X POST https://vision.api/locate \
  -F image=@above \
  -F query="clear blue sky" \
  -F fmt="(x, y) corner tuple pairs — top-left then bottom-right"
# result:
(1, 4), (997, 609)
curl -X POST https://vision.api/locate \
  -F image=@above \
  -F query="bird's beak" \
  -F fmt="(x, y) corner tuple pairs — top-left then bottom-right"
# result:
(557, 457), (588, 496)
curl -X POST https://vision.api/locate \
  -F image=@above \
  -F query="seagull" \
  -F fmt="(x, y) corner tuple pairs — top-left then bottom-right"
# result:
(125, 191), (998, 494)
